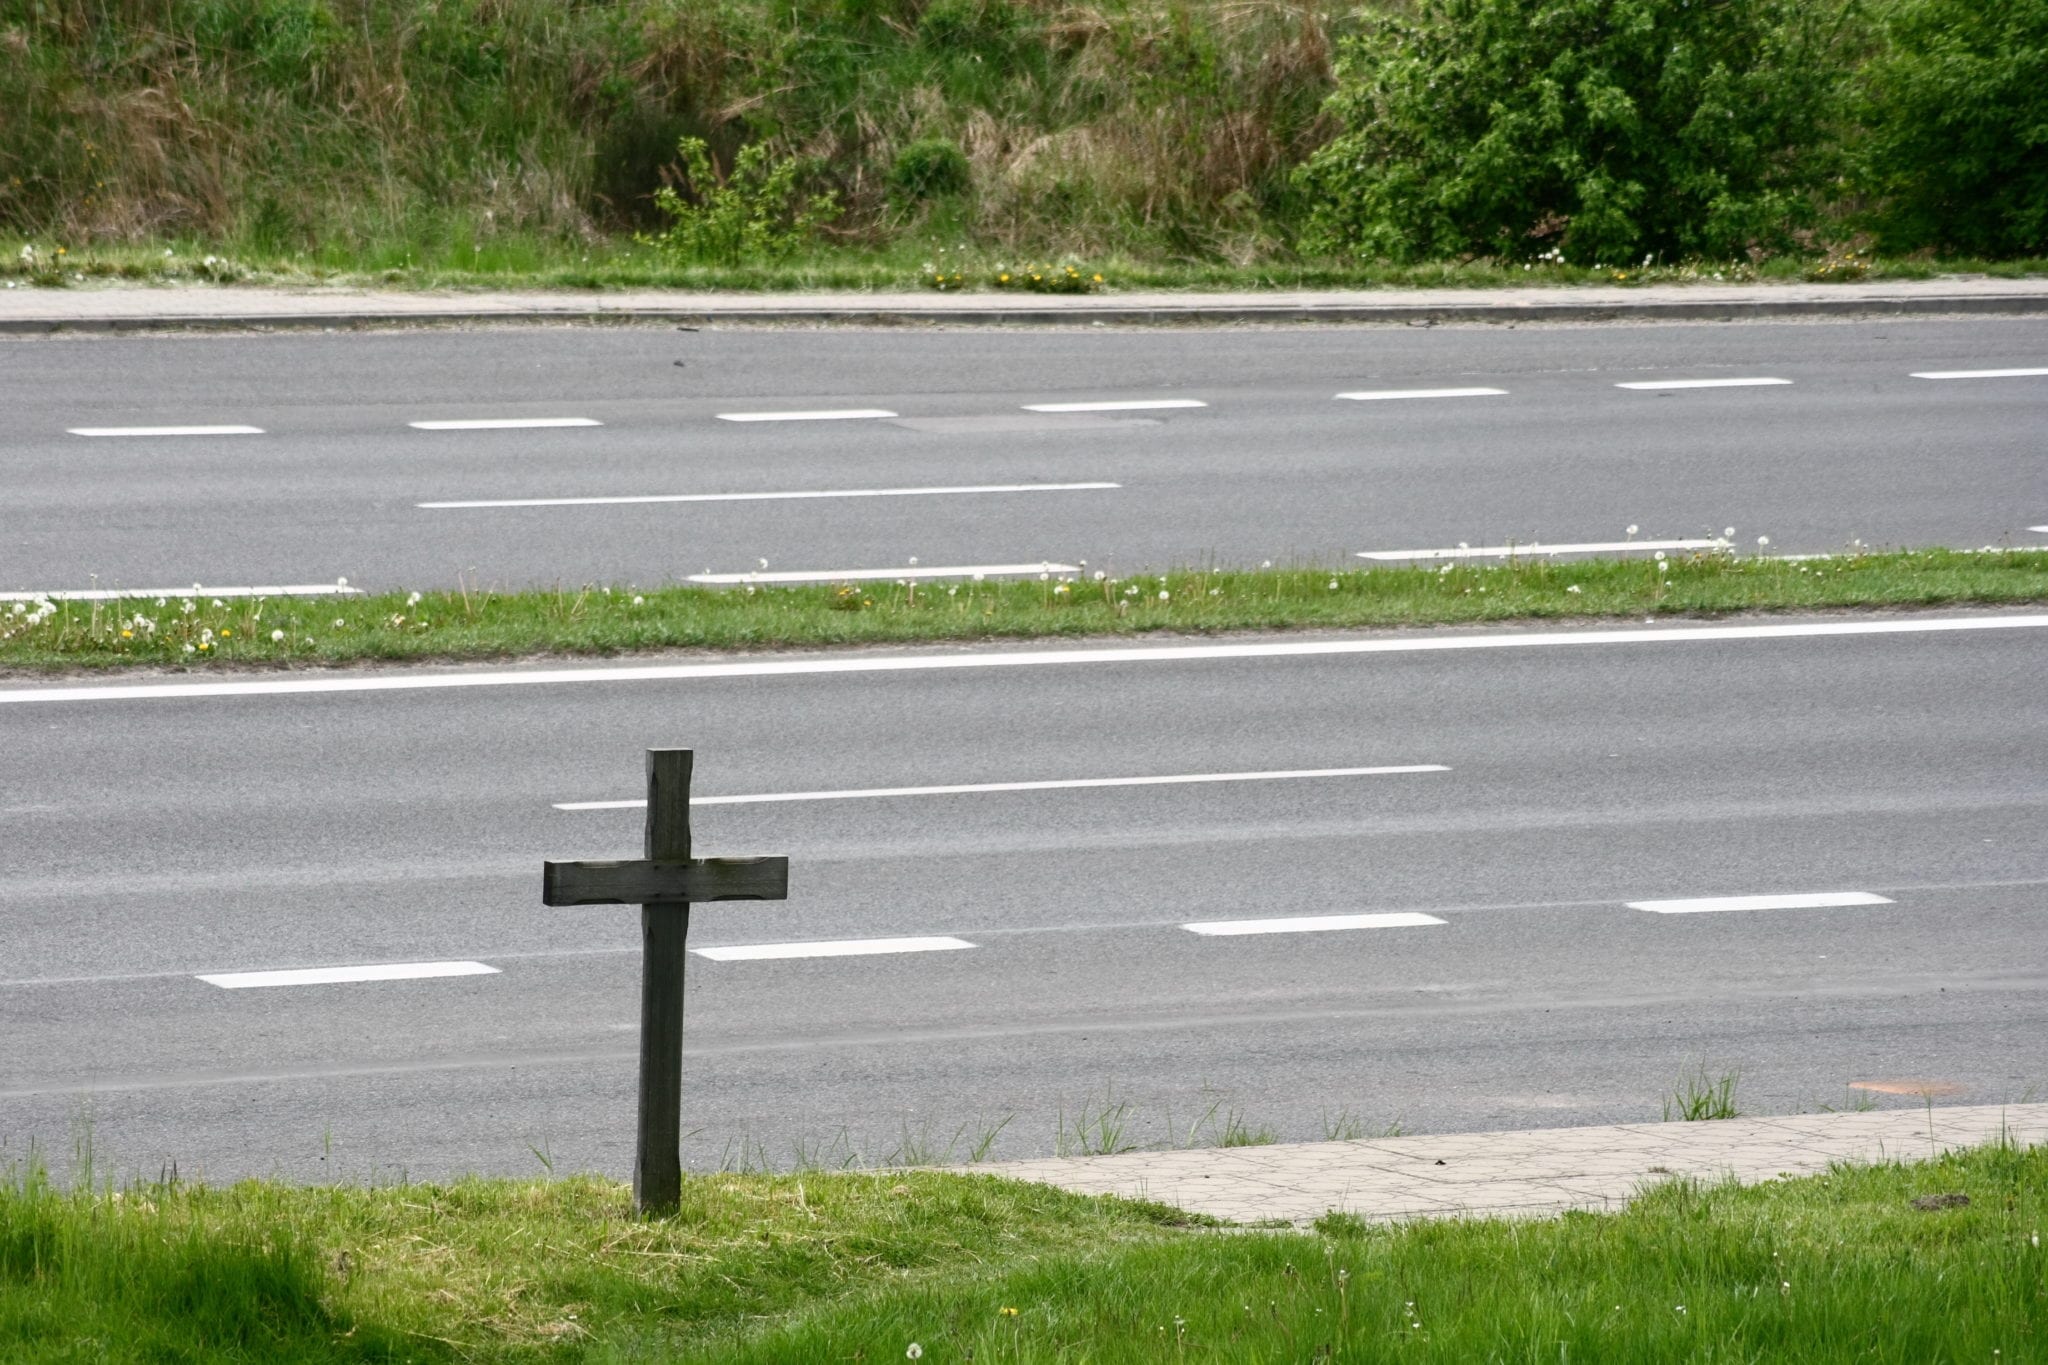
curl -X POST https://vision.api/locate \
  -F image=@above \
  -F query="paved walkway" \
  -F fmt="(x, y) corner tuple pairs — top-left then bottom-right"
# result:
(992, 1102), (2048, 1225)
(4, 276), (2047, 331)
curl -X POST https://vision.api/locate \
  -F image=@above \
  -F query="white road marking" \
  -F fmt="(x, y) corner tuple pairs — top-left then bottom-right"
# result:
(7, 613), (2043, 706)
(556, 764), (1449, 811)
(67, 425), (264, 437)
(198, 960), (499, 988)
(1910, 368), (2048, 380)
(715, 408), (897, 422)
(2033, 526), (2048, 534)
(1627, 891), (1894, 914)
(688, 563), (1078, 585)
(419, 482), (1119, 510)
(1615, 378), (1792, 390)
(0, 583), (362, 603)
(1022, 399), (1208, 412)
(408, 418), (601, 430)
(1184, 912), (1447, 936)
(694, 936), (974, 962)
(1334, 387), (1507, 401)
(1358, 538), (1724, 562)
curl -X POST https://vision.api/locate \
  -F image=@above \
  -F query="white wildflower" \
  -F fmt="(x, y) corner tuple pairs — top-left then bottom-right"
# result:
(270, 629), (285, 641)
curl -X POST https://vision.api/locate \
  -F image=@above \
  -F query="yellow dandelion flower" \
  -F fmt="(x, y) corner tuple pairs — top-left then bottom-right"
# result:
(1000, 1307), (1020, 1317)
(219, 628), (231, 637)
(121, 629), (133, 638)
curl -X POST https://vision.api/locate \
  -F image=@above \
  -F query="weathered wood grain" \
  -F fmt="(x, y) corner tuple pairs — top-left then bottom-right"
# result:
(541, 857), (789, 906)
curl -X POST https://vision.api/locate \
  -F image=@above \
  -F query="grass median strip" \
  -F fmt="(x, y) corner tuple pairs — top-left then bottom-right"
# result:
(3, 1140), (2040, 1362)
(3, 548), (2045, 674)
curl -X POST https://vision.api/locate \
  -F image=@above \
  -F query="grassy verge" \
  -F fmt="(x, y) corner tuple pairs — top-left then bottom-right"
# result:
(5, 234), (2046, 294)
(4, 1141), (2042, 1362)
(5, 548), (2046, 676)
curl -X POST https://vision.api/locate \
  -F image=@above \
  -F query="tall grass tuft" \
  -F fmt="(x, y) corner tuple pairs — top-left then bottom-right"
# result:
(0, 1159), (381, 1362)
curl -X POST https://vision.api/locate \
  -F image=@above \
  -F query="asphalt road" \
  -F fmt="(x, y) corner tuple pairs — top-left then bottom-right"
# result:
(2, 614), (2042, 1182)
(3, 317), (2045, 595)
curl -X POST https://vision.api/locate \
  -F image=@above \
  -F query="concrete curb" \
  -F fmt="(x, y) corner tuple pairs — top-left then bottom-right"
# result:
(6, 290), (2048, 334)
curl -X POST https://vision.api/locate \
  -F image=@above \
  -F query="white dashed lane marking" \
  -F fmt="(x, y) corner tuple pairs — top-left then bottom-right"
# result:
(198, 961), (500, 988)
(687, 563), (1078, 585)
(1911, 368), (2048, 380)
(1615, 378), (1792, 391)
(556, 764), (1449, 811)
(419, 482), (1118, 510)
(1357, 538), (1725, 562)
(1022, 399), (1208, 412)
(694, 936), (974, 962)
(1334, 388), (1507, 401)
(68, 425), (264, 437)
(409, 418), (602, 430)
(1183, 912), (1447, 936)
(0, 584), (362, 603)
(715, 408), (897, 422)
(1626, 892), (1894, 914)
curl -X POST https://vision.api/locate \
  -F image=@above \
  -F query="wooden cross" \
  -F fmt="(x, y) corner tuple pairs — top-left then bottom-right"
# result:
(541, 750), (788, 1215)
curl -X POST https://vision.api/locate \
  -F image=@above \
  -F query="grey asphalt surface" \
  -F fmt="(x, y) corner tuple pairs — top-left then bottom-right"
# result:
(4, 316), (2046, 594)
(2, 618), (2042, 1182)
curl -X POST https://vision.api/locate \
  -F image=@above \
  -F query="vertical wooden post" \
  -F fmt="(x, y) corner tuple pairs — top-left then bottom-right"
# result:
(636, 749), (692, 1216)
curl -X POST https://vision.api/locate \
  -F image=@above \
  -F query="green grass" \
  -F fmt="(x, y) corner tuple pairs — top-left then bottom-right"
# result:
(5, 548), (2046, 675)
(4, 1141), (2042, 1361)
(4, 231), (2045, 294)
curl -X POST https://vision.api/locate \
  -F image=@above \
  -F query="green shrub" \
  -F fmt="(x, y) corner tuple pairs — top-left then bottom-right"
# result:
(890, 138), (973, 202)
(1296, 0), (1853, 265)
(645, 136), (838, 265)
(1855, 0), (2048, 256)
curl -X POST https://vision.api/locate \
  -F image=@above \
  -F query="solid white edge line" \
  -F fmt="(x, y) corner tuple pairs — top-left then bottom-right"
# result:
(67, 425), (265, 437)
(2032, 526), (2048, 534)
(419, 482), (1120, 510)
(1183, 912), (1447, 936)
(715, 408), (898, 422)
(1358, 538), (1724, 562)
(0, 584), (363, 603)
(555, 765), (1449, 811)
(689, 563), (1079, 585)
(408, 418), (601, 430)
(198, 960), (500, 988)
(9, 613), (2045, 706)
(1627, 892), (1894, 914)
(1910, 369), (2048, 380)
(1022, 400), (1208, 412)
(1614, 378), (1792, 390)
(1333, 388), (1508, 401)
(694, 936), (974, 961)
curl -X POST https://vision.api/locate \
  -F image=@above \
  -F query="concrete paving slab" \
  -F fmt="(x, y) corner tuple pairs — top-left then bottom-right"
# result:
(992, 1102), (2048, 1225)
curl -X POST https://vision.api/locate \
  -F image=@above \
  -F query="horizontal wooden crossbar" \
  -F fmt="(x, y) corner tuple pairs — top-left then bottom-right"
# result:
(542, 857), (789, 907)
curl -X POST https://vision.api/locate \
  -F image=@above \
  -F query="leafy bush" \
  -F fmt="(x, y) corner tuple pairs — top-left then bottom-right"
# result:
(890, 139), (973, 202)
(1296, 0), (1853, 265)
(645, 137), (838, 265)
(1855, 0), (2048, 256)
